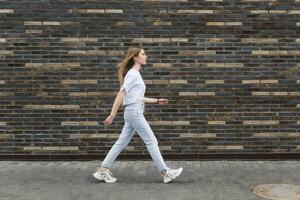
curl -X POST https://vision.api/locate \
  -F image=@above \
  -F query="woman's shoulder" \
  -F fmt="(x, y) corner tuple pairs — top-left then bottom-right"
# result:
(125, 69), (139, 77)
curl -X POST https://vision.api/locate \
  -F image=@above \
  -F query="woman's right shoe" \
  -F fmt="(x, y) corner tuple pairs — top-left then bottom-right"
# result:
(162, 167), (183, 183)
(93, 168), (117, 183)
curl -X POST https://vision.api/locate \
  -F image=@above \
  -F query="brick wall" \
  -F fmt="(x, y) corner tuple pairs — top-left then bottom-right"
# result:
(0, 0), (299, 159)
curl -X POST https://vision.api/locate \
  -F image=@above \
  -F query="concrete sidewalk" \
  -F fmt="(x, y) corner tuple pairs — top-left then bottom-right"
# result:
(0, 160), (299, 200)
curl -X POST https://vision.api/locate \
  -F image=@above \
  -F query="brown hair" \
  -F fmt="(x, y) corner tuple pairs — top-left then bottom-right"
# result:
(118, 46), (142, 87)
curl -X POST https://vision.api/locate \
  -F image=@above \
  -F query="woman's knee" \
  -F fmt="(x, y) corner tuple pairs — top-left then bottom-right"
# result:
(145, 137), (158, 148)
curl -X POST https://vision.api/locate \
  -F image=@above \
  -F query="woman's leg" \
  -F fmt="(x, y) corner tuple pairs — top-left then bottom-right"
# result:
(101, 121), (135, 169)
(130, 114), (168, 173)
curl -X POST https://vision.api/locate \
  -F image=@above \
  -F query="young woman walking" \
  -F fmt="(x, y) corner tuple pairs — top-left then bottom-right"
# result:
(93, 46), (183, 183)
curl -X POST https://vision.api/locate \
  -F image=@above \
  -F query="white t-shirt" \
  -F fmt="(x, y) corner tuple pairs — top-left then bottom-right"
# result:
(119, 68), (146, 106)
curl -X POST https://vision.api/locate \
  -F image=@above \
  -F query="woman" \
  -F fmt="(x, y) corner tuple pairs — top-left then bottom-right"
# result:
(93, 46), (183, 183)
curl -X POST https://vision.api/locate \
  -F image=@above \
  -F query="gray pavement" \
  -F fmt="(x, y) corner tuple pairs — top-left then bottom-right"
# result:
(0, 160), (300, 200)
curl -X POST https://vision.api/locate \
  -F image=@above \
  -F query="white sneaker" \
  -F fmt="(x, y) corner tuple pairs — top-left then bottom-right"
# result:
(93, 168), (117, 183)
(162, 167), (183, 183)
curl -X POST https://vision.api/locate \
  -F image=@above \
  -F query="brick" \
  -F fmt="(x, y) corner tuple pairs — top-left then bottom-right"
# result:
(151, 121), (172, 125)
(271, 92), (287, 96)
(269, 10), (286, 14)
(87, 92), (106, 96)
(153, 63), (171, 68)
(179, 92), (197, 96)
(287, 10), (300, 15)
(207, 63), (243, 67)
(0, 92), (12, 97)
(287, 50), (300, 55)
(68, 9), (86, 13)
(79, 121), (98, 126)
(152, 80), (168, 84)
(105, 9), (123, 13)
(172, 121), (190, 125)
(252, 92), (269, 95)
(25, 30), (43, 33)
(59, 146), (79, 151)
(61, 122), (80, 126)
(195, 10), (214, 14)
(250, 10), (268, 14)
(0, 51), (13, 55)
(70, 134), (108, 139)
(243, 120), (279, 125)
(242, 80), (260, 84)
(241, 38), (278, 43)
(0, 9), (13, 13)
(0, 134), (13, 140)
(206, 80), (224, 84)
(107, 134), (119, 138)
(251, 50), (269, 55)
(243, 120), (261, 125)
(86, 9), (105, 13)
(207, 22), (224, 26)
(197, 92), (215, 96)
(261, 120), (279, 125)
(42, 146), (60, 151)
(207, 38), (224, 42)
(289, 92), (300, 96)
(260, 79), (278, 84)
(180, 133), (199, 138)
(170, 80), (187, 84)
(42, 21), (60, 25)
(61, 38), (81, 42)
(177, 10), (195, 14)
(23, 146), (42, 151)
(116, 21), (135, 26)
(23, 105), (80, 109)
(125, 146), (135, 151)
(208, 121), (226, 125)
(207, 145), (243, 150)
(24, 21), (42, 25)
(61, 80), (79, 84)
(79, 80), (97, 84)
(69, 92), (88, 96)
(160, 146), (172, 150)
(224, 22), (242, 26)
(269, 50), (287, 55)
(68, 50), (86, 55)
(254, 132), (300, 137)
(171, 38), (188, 42)
(199, 133), (217, 138)
(153, 21), (172, 25)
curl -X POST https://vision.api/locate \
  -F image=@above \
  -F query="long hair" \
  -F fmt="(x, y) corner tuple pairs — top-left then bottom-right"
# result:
(118, 46), (142, 87)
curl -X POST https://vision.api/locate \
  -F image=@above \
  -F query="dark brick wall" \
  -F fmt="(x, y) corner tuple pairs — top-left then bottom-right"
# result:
(0, 0), (299, 159)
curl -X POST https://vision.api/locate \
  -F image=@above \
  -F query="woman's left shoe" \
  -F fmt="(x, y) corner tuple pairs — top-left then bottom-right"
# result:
(93, 168), (117, 183)
(162, 167), (183, 183)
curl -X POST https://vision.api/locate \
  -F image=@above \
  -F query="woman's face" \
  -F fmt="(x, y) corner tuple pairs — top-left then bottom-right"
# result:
(134, 49), (147, 65)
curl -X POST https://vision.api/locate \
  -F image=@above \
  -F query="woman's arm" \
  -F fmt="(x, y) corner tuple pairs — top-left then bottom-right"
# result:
(103, 90), (125, 126)
(110, 90), (126, 117)
(143, 97), (158, 104)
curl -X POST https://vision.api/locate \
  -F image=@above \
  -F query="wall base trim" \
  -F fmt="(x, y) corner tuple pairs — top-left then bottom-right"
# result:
(1, 153), (300, 161)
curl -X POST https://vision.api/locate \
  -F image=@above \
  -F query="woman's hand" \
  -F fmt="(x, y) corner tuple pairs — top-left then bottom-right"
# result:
(103, 114), (115, 126)
(158, 98), (169, 105)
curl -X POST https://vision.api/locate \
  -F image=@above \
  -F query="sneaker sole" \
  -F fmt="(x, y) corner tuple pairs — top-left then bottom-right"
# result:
(163, 167), (183, 183)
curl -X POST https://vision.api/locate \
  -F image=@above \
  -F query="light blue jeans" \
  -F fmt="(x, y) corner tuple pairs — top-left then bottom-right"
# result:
(101, 99), (168, 173)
